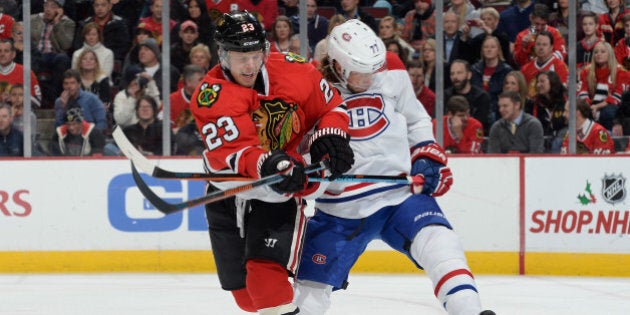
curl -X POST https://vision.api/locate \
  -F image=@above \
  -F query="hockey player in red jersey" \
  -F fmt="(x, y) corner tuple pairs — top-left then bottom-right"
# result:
(561, 99), (615, 154)
(189, 11), (354, 315)
(293, 20), (494, 315)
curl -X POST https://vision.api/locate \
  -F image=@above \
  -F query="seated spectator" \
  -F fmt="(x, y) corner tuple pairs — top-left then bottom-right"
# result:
(471, 35), (513, 125)
(240, 0), (278, 32)
(123, 22), (154, 75)
(578, 11), (604, 71)
(136, 0), (176, 45)
(51, 107), (105, 156)
(433, 95), (484, 154)
(171, 20), (200, 73)
(528, 70), (567, 153)
(503, 70), (534, 113)
(407, 59), (436, 118)
(339, 0), (378, 32)
(72, 22), (115, 80)
(520, 31), (568, 98)
(445, 59), (492, 134)
(599, 0), (628, 47)
(313, 14), (346, 63)
(384, 38), (409, 66)
(186, 0), (216, 51)
(487, 90), (545, 154)
(496, 0), (536, 45)
(269, 15), (294, 53)
(73, 49), (112, 108)
(466, 7), (512, 67)
(549, 0), (588, 45)
(447, 0), (483, 38)
(401, 0), (436, 47)
(614, 90), (630, 136)
(614, 14), (630, 70)
(513, 4), (567, 67)
(0, 8), (14, 40)
(30, 0), (75, 107)
(174, 120), (204, 156)
(113, 65), (160, 128)
(290, 0), (329, 52)
(189, 43), (213, 72)
(73, 0), (131, 65)
(164, 64), (205, 132)
(122, 95), (172, 156)
(422, 38), (451, 92)
(442, 11), (474, 64)
(0, 39), (43, 108)
(378, 16), (414, 62)
(8, 84), (37, 139)
(561, 98), (615, 154)
(0, 102), (22, 156)
(54, 69), (107, 131)
(126, 38), (180, 98)
(12, 21), (43, 71)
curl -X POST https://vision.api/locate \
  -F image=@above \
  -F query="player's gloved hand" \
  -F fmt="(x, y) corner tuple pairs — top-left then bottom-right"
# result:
(410, 141), (453, 196)
(309, 128), (354, 180)
(258, 150), (307, 194)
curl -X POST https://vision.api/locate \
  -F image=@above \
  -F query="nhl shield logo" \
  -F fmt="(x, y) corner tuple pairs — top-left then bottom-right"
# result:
(601, 174), (626, 205)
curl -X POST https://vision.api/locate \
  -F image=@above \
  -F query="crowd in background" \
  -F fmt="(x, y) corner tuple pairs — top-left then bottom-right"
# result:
(1, 0), (630, 157)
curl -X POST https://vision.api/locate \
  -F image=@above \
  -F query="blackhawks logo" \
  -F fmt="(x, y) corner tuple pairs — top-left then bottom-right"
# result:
(601, 173), (626, 205)
(252, 98), (301, 151)
(284, 52), (306, 63)
(196, 83), (221, 108)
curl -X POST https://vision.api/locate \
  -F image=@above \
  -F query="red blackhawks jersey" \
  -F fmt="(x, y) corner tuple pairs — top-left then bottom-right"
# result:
(561, 119), (615, 154)
(521, 56), (568, 98)
(0, 13), (14, 40)
(0, 62), (42, 107)
(190, 52), (349, 181)
(432, 116), (484, 154)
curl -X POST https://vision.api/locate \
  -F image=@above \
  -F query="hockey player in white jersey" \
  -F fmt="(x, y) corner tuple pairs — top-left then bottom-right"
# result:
(293, 20), (495, 315)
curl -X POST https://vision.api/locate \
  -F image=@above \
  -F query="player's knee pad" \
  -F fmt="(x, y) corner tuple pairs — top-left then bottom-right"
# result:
(293, 280), (333, 315)
(231, 288), (257, 312)
(246, 259), (294, 310)
(410, 225), (481, 312)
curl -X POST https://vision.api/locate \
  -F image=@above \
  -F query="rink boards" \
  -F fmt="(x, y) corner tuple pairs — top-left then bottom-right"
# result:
(1, 156), (629, 276)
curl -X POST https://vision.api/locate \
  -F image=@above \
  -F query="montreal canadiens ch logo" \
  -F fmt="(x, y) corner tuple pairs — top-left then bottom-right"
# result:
(344, 93), (389, 141)
(312, 253), (327, 265)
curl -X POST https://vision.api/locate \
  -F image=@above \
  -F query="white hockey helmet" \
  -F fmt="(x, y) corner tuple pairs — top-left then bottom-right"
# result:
(327, 19), (386, 83)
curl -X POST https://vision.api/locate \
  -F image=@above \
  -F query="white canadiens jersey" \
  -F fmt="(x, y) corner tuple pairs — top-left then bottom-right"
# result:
(315, 67), (435, 219)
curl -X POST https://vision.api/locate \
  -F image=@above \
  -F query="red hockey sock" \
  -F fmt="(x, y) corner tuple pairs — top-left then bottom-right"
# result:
(245, 259), (293, 310)
(231, 288), (257, 312)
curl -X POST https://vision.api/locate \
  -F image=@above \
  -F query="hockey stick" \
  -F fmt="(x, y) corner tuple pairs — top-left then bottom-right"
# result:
(131, 160), (328, 214)
(114, 126), (414, 184)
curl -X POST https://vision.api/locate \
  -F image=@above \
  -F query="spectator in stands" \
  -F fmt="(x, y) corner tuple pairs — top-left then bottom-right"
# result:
(578, 41), (626, 131)
(613, 90), (630, 136)
(171, 20), (200, 73)
(561, 98), (615, 154)
(521, 31), (569, 98)
(0, 39), (43, 108)
(614, 14), (630, 69)
(442, 11), (474, 64)
(401, 0), (436, 49)
(378, 16), (414, 62)
(113, 65), (160, 128)
(30, 0), (75, 108)
(513, 4), (567, 67)
(73, 49), (112, 113)
(186, 0), (216, 59)
(12, 22), (43, 72)
(433, 95), (484, 154)
(269, 15), (294, 53)
(8, 84), (37, 139)
(0, 8), (14, 40)
(384, 39), (409, 66)
(470, 35), (513, 125)
(189, 43), (213, 72)
(0, 102), (22, 157)
(290, 0), (329, 52)
(599, 0), (628, 47)
(503, 70), (534, 112)
(406, 59), (436, 118)
(339, 0), (378, 32)
(241, 0), (278, 32)
(278, 0), (298, 18)
(54, 69), (107, 131)
(549, 0), (587, 45)
(130, 38), (180, 97)
(528, 70), (567, 153)
(123, 22), (154, 75)
(578, 11), (604, 71)
(446, 59), (492, 134)
(72, 22), (115, 80)
(497, 0), (535, 44)
(313, 14), (346, 63)
(136, 0), (176, 45)
(73, 0), (131, 65)
(487, 90), (545, 153)
(422, 38), (451, 92)
(174, 119), (205, 156)
(447, 0), (483, 38)
(164, 64), (204, 132)
(466, 7), (512, 67)
(51, 107), (105, 156)
(122, 95), (172, 156)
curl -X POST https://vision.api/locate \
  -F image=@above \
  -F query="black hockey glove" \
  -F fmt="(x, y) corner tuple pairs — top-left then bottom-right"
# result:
(309, 128), (355, 180)
(258, 150), (307, 194)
